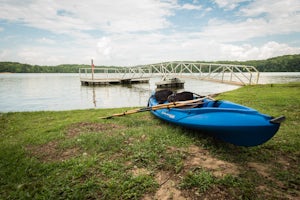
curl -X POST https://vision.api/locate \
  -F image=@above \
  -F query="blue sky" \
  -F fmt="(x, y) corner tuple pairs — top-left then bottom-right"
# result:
(0, 0), (299, 66)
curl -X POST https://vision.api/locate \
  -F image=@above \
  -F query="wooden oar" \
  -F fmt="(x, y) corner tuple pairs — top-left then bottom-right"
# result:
(100, 97), (207, 119)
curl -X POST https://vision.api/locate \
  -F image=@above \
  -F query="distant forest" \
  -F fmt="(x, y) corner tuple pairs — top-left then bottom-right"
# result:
(0, 54), (299, 73)
(215, 54), (300, 72)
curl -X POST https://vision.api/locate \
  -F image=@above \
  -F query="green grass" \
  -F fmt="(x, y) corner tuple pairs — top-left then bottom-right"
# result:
(0, 83), (299, 199)
(179, 168), (215, 192)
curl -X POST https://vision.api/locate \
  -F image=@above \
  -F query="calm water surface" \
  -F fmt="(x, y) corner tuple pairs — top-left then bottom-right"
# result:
(0, 72), (299, 112)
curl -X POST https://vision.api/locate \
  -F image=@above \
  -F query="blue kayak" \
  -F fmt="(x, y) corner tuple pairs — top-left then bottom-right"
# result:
(148, 91), (285, 147)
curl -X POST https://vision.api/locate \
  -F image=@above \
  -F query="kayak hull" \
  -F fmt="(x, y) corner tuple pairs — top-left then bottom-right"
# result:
(148, 96), (282, 147)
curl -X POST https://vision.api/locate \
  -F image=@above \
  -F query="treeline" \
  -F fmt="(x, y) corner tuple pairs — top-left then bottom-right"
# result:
(215, 54), (300, 72)
(0, 54), (299, 73)
(0, 62), (83, 73)
(0, 63), (114, 73)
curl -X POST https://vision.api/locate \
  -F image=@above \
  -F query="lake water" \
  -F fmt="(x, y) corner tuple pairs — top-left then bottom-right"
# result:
(0, 72), (299, 112)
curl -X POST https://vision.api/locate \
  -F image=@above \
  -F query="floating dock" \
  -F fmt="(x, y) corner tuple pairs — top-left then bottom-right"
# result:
(155, 77), (185, 88)
(80, 78), (149, 86)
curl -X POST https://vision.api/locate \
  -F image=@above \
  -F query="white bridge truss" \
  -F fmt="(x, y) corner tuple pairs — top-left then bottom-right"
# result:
(79, 62), (260, 85)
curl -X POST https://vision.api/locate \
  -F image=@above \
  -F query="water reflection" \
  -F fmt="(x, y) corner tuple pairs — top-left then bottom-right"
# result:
(92, 86), (97, 107)
(79, 84), (152, 109)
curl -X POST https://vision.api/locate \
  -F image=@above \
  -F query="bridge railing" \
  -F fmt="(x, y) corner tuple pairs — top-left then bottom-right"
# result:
(79, 62), (260, 85)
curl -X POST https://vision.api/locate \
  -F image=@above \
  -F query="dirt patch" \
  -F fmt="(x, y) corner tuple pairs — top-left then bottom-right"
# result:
(26, 140), (82, 162)
(143, 144), (240, 200)
(132, 167), (151, 177)
(140, 114), (155, 121)
(193, 186), (236, 200)
(276, 153), (299, 171)
(247, 160), (299, 199)
(185, 145), (239, 177)
(166, 145), (239, 177)
(247, 162), (270, 177)
(143, 171), (187, 200)
(66, 122), (125, 138)
(154, 171), (186, 200)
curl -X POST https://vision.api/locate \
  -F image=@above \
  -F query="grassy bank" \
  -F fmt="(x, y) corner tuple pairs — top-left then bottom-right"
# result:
(0, 83), (299, 199)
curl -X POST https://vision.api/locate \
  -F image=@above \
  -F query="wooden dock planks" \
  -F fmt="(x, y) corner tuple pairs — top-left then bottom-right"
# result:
(80, 78), (149, 86)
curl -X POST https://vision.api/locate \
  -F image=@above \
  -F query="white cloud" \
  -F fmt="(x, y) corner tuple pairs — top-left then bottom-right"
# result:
(180, 3), (202, 10)
(217, 41), (300, 60)
(36, 37), (56, 45)
(258, 42), (300, 59)
(238, 0), (300, 34)
(17, 47), (64, 64)
(89, 33), (300, 65)
(200, 0), (300, 43)
(0, 0), (174, 33)
(0, 0), (299, 66)
(213, 0), (251, 10)
(14, 45), (96, 65)
(199, 18), (269, 42)
(5, 29), (300, 66)
(240, 0), (300, 18)
(0, 49), (10, 60)
(97, 37), (113, 59)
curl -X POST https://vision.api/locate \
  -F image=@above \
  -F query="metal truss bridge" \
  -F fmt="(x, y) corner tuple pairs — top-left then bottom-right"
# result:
(79, 62), (260, 86)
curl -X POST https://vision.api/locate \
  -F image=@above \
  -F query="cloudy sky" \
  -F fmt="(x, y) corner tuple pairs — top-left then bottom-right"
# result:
(0, 0), (300, 66)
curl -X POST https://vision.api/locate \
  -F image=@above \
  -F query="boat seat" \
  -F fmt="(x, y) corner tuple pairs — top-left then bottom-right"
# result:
(154, 90), (195, 104)
(167, 91), (194, 102)
(205, 100), (221, 108)
(154, 89), (173, 104)
(213, 100), (221, 107)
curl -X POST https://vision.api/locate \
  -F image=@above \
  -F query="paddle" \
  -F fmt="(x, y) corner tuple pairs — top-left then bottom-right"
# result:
(100, 97), (207, 119)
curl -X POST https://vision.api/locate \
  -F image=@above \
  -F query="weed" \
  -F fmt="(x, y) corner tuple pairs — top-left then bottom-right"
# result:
(180, 168), (215, 192)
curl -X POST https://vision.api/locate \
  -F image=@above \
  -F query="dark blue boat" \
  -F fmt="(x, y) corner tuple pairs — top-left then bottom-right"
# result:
(148, 91), (285, 147)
